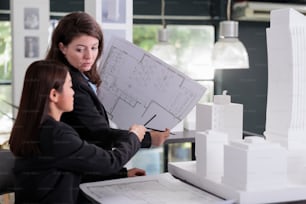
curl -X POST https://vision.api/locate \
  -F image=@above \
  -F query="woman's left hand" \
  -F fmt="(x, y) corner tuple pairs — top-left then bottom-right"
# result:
(150, 128), (170, 146)
(127, 168), (146, 177)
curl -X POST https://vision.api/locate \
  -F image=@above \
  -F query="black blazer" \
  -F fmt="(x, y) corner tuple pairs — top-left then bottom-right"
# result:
(14, 116), (141, 203)
(61, 66), (152, 149)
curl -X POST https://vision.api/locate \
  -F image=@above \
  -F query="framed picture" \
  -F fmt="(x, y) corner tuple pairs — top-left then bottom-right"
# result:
(85, 0), (132, 43)
(24, 7), (39, 30)
(102, 0), (126, 24)
(11, 0), (50, 116)
(24, 36), (39, 58)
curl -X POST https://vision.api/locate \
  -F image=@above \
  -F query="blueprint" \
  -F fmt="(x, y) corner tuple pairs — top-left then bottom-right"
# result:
(97, 37), (206, 130)
(80, 173), (226, 204)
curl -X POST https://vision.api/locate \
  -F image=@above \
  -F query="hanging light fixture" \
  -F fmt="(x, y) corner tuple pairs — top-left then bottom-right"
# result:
(212, 0), (249, 69)
(150, 0), (177, 66)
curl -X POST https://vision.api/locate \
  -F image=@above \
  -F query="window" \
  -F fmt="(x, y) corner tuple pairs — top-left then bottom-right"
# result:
(0, 21), (13, 134)
(134, 25), (214, 79)
(131, 24), (215, 174)
(133, 24), (214, 103)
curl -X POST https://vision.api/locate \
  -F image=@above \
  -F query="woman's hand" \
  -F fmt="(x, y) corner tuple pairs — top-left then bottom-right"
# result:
(129, 124), (146, 142)
(127, 168), (146, 177)
(150, 128), (170, 146)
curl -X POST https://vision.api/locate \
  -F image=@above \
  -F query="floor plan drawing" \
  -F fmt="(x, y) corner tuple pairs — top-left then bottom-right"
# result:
(80, 173), (226, 204)
(97, 37), (206, 130)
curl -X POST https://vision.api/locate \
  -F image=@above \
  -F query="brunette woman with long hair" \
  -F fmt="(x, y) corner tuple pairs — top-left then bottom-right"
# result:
(46, 11), (170, 179)
(9, 60), (145, 203)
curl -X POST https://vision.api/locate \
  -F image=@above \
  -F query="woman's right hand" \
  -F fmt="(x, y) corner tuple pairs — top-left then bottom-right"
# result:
(129, 124), (146, 142)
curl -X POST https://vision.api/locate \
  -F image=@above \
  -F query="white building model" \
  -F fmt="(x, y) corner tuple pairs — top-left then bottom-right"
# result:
(265, 8), (306, 148)
(265, 8), (306, 184)
(169, 8), (306, 203)
(196, 91), (243, 141)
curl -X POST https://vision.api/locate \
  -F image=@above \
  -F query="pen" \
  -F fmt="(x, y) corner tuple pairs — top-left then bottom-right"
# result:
(146, 127), (176, 135)
(144, 114), (157, 126)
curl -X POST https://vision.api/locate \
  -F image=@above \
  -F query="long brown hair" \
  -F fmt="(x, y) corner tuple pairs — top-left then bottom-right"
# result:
(9, 60), (68, 157)
(45, 11), (103, 86)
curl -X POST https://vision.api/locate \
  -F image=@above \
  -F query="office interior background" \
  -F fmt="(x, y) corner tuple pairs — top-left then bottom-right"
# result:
(0, 0), (303, 184)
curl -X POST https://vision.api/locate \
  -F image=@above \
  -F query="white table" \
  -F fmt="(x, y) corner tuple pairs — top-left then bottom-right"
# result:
(168, 161), (306, 204)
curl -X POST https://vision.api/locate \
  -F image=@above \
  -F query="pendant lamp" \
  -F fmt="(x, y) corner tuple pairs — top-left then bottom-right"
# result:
(212, 0), (249, 69)
(150, 0), (177, 66)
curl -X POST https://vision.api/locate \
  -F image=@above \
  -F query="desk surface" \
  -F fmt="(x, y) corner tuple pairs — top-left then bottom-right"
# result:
(163, 130), (261, 172)
(166, 130), (261, 143)
(165, 130), (196, 144)
(169, 161), (306, 204)
(163, 130), (196, 172)
(80, 173), (230, 204)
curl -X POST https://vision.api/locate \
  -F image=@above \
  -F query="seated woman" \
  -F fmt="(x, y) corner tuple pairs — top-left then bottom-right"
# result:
(9, 60), (146, 203)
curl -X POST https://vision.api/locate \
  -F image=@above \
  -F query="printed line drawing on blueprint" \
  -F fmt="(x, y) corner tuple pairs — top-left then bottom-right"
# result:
(97, 37), (206, 130)
(80, 173), (225, 204)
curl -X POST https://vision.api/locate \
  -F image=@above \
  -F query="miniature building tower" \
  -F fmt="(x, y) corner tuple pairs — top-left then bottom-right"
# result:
(195, 130), (228, 181)
(196, 91), (243, 141)
(265, 8), (306, 184)
(265, 8), (306, 148)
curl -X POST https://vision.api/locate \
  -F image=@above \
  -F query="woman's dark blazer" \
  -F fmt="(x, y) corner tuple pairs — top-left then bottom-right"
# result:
(14, 116), (141, 204)
(61, 66), (152, 149)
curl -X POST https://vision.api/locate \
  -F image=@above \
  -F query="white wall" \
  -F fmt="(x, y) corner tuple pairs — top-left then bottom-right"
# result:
(11, 0), (50, 116)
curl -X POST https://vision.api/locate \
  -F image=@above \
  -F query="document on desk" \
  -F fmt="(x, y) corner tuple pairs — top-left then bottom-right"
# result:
(97, 37), (206, 130)
(80, 173), (228, 204)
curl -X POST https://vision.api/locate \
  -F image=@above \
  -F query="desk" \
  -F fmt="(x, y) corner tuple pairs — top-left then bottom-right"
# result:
(169, 161), (306, 204)
(163, 130), (195, 172)
(80, 173), (231, 203)
(163, 130), (262, 172)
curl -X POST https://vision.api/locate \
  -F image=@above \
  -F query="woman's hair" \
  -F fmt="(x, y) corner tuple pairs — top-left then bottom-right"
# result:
(9, 60), (68, 157)
(46, 11), (103, 86)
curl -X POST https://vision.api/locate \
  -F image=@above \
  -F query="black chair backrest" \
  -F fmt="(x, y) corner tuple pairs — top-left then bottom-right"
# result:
(0, 149), (15, 194)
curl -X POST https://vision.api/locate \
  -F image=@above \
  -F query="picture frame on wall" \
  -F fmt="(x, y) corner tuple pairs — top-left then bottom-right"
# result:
(85, 0), (132, 43)
(11, 0), (50, 115)
(24, 36), (39, 58)
(102, 0), (126, 23)
(24, 7), (39, 30)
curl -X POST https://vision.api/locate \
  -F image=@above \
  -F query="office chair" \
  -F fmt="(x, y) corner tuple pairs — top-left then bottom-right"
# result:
(0, 149), (15, 197)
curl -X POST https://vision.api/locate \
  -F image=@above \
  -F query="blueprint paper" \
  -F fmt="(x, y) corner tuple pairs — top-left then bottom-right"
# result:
(97, 37), (206, 130)
(80, 173), (226, 204)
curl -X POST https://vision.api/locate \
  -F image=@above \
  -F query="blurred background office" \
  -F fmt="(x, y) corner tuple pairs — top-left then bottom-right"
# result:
(0, 1), (305, 194)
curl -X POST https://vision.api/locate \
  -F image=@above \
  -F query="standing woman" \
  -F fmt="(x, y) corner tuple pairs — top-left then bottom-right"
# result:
(9, 60), (146, 203)
(45, 12), (170, 178)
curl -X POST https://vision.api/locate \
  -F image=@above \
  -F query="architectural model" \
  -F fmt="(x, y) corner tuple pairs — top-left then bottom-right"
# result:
(195, 130), (228, 181)
(169, 8), (306, 203)
(196, 91), (243, 141)
(222, 137), (287, 191)
(265, 8), (306, 148)
(265, 8), (306, 184)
